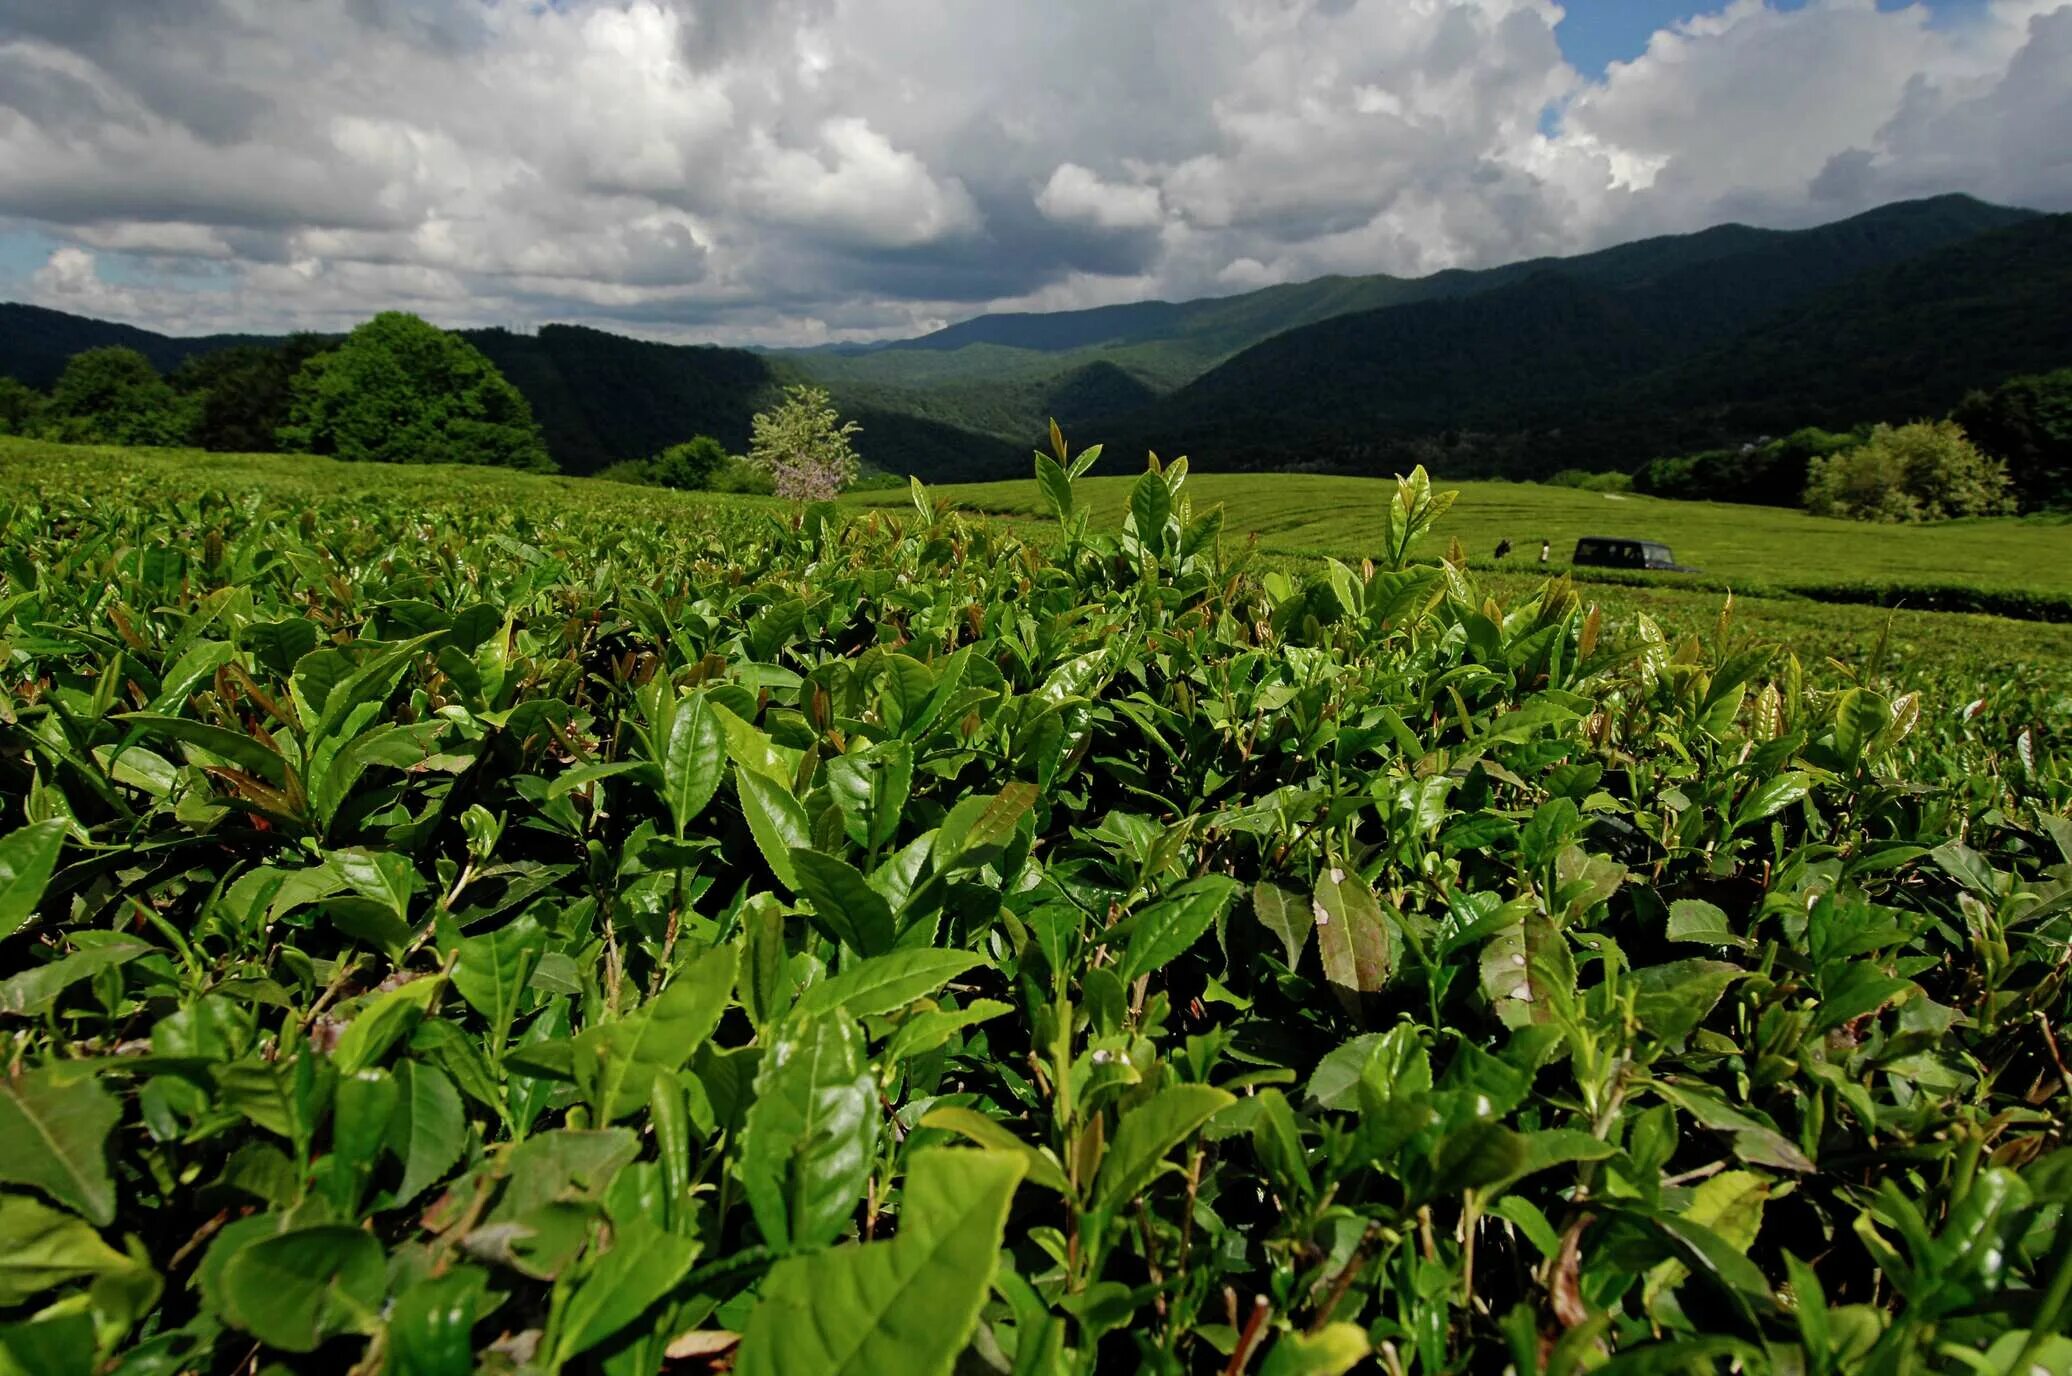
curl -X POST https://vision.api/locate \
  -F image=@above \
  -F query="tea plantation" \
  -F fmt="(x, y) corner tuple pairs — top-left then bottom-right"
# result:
(0, 435), (2067, 1375)
(854, 473), (2072, 620)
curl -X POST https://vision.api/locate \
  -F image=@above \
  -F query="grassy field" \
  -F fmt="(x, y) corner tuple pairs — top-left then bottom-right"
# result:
(5, 436), (2069, 694)
(859, 471), (2072, 594)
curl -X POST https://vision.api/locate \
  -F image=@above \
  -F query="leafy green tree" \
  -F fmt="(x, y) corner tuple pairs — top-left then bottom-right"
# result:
(45, 347), (194, 447)
(1804, 420), (2015, 522)
(0, 377), (44, 436)
(1636, 427), (1861, 506)
(174, 336), (330, 453)
(748, 385), (861, 501)
(1952, 366), (2072, 510)
(649, 435), (729, 491)
(278, 312), (552, 471)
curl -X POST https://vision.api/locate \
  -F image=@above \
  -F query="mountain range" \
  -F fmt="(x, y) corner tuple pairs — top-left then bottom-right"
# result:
(3, 193), (2066, 482)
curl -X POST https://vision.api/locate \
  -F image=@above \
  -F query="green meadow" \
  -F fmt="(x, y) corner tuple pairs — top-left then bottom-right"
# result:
(860, 470), (2072, 593)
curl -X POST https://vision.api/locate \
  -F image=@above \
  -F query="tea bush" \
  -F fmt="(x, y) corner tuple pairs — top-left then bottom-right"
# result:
(0, 434), (2067, 1375)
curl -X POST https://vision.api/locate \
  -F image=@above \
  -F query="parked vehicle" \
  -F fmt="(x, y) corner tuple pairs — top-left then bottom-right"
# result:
(1571, 536), (1697, 571)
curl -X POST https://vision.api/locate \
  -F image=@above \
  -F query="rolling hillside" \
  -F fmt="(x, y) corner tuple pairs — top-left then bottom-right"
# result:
(1113, 210), (2072, 476)
(0, 302), (276, 388)
(775, 192), (2038, 445)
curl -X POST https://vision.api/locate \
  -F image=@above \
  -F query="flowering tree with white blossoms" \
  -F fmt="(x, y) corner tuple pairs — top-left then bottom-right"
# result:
(748, 384), (862, 501)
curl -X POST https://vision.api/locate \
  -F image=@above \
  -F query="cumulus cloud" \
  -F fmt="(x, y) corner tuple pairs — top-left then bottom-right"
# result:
(1038, 165), (1164, 231)
(0, 0), (2065, 344)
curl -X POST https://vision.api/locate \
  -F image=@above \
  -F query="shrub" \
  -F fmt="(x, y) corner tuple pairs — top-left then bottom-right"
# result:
(1804, 420), (2015, 522)
(44, 347), (194, 447)
(278, 311), (552, 471)
(649, 435), (729, 491)
(0, 443), (2066, 1373)
(0, 376), (43, 436)
(1637, 428), (1860, 506)
(708, 454), (776, 494)
(1546, 468), (1632, 492)
(748, 384), (861, 500)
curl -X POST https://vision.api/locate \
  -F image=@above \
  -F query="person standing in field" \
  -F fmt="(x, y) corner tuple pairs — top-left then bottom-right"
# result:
(1539, 539), (1550, 565)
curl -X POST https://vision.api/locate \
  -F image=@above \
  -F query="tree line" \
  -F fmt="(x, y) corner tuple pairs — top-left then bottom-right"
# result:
(0, 311), (878, 498)
(0, 312), (552, 470)
(1624, 365), (2071, 521)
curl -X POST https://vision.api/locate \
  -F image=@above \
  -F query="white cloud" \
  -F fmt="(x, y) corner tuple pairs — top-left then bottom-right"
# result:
(1038, 164), (1165, 231)
(739, 117), (979, 247)
(0, 0), (2064, 344)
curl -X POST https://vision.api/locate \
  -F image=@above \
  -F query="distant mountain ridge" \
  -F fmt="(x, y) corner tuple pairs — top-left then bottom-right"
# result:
(769, 193), (2048, 461)
(2, 194), (2061, 482)
(1120, 210), (2072, 474)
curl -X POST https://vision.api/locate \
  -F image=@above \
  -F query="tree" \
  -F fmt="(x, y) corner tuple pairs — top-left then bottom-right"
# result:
(278, 312), (552, 471)
(45, 347), (194, 446)
(748, 385), (861, 501)
(1952, 367), (2072, 510)
(174, 336), (330, 453)
(0, 377), (43, 436)
(1634, 427), (1862, 506)
(1804, 420), (2015, 523)
(649, 435), (729, 491)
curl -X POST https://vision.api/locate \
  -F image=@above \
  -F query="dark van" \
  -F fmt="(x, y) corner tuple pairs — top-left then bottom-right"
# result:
(1571, 537), (1695, 572)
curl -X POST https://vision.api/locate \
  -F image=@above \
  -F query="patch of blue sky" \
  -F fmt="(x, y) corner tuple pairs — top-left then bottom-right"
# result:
(1553, 0), (1976, 79)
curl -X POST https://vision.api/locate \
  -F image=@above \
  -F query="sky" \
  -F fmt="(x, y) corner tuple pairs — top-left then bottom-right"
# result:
(0, 0), (2067, 346)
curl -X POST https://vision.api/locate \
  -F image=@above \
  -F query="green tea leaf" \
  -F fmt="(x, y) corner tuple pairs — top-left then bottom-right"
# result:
(1035, 452), (1073, 521)
(1118, 875), (1241, 985)
(332, 977), (442, 1075)
(737, 768), (810, 891)
(735, 1148), (1025, 1376)
(932, 783), (1037, 873)
(219, 1225), (386, 1353)
(385, 1061), (466, 1207)
(917, 1107), (1070, 1194)
(1313, 866), (1391, 1016)
(0, 1065), (120, 1226)
(575, 943), (737, 1121)
(1095, 1083), (1234, 1210)
(1631, 960), (1744, 1045)
(0, 939), (154, 1018)
(1130, 467), (1171, 560)
(825, 741), (913, 854)
(791, 849), (897, 956)
(1666, 899), (1750, 949)
(0, 820), (66, 942)
(738, 1014), (877, 1249)
(325, 846), (420, 923)
(0, 1193), (136, 1306)
(450, 914), (546, 1050)
(795, 949), (983, 1020)
(552, 1217), (700, 1365)
(1252, 881), (1313, 969)
(659, 686), (726, 836)
(1260, 1323), (1372, 1376)
(1733, 772), (1814, 831)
